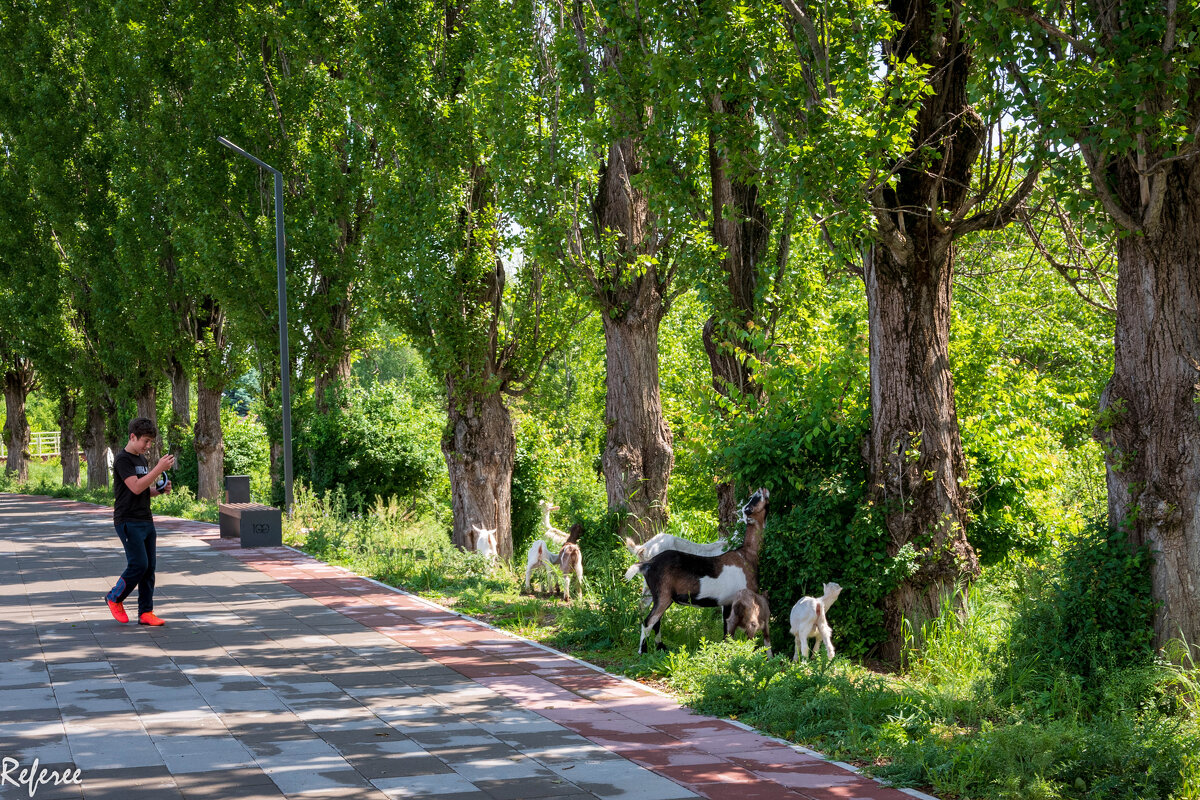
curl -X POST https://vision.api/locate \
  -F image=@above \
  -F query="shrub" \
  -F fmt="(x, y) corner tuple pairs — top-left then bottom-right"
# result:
(301, 382), (446, 511)
(998, 519), (1157, 711)
(171, 434), (200, 495)
(719, 369), (900, 657)
(221, 408), (269, 485)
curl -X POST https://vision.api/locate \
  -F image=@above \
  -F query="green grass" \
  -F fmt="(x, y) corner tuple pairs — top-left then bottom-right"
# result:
(279, 490), (1200, 800)
(6, 468), (1198, 800)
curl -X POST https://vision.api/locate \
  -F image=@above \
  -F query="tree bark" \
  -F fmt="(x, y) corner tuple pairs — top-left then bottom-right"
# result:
(1099, 159), (1200, 661)
(443, 379), (515, 560)
(867, 241), (980, 662)
(602, 306), (675, 541)
(58, 391), (80, 487)
(136, 383), (161, 464)
(589, 137), (676, 543)
(83, 400), (109, 489)
(3, 365), (33, 482)
(704, 100), (770, 534)
(866, 0), (985, 662)
(194, 378), (224, 501)
(168, 358), (190, 452)
(314, 351), (352, 414)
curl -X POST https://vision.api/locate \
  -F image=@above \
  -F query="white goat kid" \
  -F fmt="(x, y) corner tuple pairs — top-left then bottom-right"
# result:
(789, 582), (842, 661)
(469, 525), (498, 562)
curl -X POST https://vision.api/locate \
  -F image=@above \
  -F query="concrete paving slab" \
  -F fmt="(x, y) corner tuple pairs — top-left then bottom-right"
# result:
(0, 494), (934, 800)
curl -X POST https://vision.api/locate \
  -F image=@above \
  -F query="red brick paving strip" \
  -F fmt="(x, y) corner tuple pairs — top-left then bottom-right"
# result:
(33, 496), (934, 800)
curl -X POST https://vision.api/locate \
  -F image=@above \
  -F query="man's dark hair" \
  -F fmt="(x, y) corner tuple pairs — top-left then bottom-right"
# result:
(128, 417), (158, 439)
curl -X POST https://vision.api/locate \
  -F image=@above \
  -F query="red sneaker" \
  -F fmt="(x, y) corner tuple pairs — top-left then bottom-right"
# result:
(138, 612), (166, 627)
(106, 599), (129, 624)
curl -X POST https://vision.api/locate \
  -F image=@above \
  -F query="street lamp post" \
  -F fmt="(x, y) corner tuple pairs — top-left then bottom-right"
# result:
(216, 136), (294, 512)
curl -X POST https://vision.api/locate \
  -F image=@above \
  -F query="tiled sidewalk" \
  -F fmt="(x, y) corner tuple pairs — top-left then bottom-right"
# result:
(0, 494), (932, 800)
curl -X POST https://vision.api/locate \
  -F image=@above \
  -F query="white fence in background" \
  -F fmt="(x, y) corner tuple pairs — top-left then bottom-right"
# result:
(0, 431), (62, 459)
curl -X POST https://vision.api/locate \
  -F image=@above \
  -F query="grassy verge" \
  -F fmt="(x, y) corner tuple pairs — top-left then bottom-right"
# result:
(1, 459), (218, 521)
(280, 485), (1200, 800)
(6, 470), (1198, 799)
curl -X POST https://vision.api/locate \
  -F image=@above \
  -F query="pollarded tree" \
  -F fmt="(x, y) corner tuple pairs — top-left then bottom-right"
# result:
(365, 0), (582, 558)
(748, 0), (1043, 659)
(521, 0), (724, 542)
(0, 140), (50, 481)
(978, 0), (1200, 660)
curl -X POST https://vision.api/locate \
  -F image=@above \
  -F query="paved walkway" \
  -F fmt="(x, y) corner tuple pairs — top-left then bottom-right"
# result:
(0, 494), (931, 800)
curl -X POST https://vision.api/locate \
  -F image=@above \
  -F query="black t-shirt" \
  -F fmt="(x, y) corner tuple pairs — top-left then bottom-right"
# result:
(113, 449), (152, 524)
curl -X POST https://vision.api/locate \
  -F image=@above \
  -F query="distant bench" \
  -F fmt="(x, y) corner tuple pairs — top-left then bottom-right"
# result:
(218, 475), (282, 547)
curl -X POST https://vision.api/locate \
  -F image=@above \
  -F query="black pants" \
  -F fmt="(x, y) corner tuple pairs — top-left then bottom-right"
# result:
(106, 520), (157, 615)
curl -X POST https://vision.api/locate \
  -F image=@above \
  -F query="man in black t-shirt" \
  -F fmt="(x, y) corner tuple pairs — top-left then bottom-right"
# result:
(104, 417), (175, 626)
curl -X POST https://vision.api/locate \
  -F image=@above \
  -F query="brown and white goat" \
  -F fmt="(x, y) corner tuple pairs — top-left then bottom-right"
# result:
(726, 589), (772, 653)
(625, 488), (769, 653)
(524, 523), (584, 599)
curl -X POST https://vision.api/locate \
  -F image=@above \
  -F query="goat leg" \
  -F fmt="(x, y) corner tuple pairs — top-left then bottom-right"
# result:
(640, 595), (672, 654)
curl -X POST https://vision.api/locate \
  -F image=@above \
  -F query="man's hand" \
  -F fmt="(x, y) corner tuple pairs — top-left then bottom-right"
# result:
(160, 480), (172, 495)
(156, 454), (176, 472)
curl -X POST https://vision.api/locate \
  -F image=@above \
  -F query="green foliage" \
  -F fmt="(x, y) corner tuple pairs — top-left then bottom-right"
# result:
(220, 407), (270, 501)
(715, 351), (899, 656)
(510, 447), (546, 566)
(300, 382), (446, 513)
(999, 521), (1158, 707)
(172, 434), (200, 496)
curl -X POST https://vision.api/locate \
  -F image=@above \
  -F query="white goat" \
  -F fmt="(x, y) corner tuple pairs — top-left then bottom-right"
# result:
(469, 525), (498, 562)
(789, 582), (842, 661)
(524, 523), (584, 599)
(539, 500), (569, 546)
(625, 488), (769, 653)
(622, 532), (729, 562)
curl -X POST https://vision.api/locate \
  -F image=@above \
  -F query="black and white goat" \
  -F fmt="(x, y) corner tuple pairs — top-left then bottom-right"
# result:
(624, 488), (769, 653)
(524, 523), (584, 599)
(789, 582), (841, 661)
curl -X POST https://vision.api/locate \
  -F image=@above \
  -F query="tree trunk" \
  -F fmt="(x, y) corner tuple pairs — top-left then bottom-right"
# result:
(588, 135), (676, 543)
(83, 400), (109, 489)
(314, 351), (352, 414)
(136, 383), (161, 464)
(58, 391), (80, 487)
(194, 378), (224, 501)
(862, 0), (988, 663)
(3, 367), (32, 482)
(704, 103), (770, 535)
(866, 241), (980, 663)
(1099, 160), (1200, 662)
(602, 308), (674, 542)
(443, 379), (515, 560)
(168, 358), (190, 452)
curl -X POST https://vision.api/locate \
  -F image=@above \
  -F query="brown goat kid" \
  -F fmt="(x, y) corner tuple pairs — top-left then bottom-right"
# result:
(726, 589), (771, 653)
(625, 488), (769, 653)
(525, 523), (585, 600)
